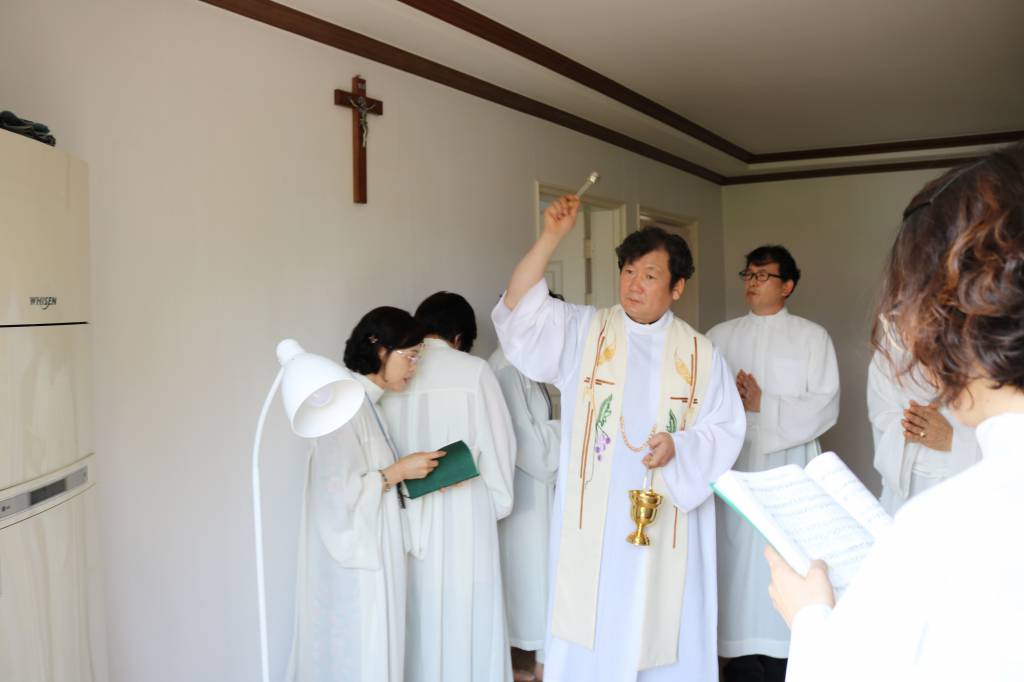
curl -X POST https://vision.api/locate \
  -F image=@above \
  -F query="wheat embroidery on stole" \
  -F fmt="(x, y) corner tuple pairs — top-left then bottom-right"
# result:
(578, 317), (617, 529)
(667, 336), (700, 549)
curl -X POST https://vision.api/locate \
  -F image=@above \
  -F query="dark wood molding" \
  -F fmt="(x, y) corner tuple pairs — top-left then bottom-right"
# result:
(198, 0), (998, 186)
(722, 156), (976, 185)
(750, 131), (1024, 164)
(394, 0), (753, 162)
(198, 0), (724, 184)
(395, 0), (1021, 165)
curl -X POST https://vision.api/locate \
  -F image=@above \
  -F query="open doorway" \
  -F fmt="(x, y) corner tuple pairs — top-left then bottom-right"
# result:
(637, 208), (700, 329)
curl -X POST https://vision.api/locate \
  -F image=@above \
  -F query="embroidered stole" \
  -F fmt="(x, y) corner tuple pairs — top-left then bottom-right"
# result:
(552, 305), (712, 670)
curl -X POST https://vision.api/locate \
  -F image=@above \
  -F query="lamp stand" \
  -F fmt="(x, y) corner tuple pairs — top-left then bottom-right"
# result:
(252, 367), (284, 682)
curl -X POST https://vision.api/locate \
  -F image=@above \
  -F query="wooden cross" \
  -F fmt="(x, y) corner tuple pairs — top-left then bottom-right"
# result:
(334, 76), (383, 204)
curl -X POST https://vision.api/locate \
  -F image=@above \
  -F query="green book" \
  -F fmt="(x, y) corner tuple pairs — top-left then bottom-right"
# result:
(403, 440), (480, 499)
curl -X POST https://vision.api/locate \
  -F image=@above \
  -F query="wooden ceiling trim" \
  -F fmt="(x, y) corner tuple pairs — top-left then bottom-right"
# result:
(199, 0), (725, 184)
(722, 156), (976, 185)
(199, 0), (997, 185)
(395, 0), (753, 162)
(402, 0), (1020, 163)
(752, 131), (1024, 163)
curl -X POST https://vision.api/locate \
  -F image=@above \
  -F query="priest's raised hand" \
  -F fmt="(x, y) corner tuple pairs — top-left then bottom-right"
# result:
(505, 194), (580, 310)
(543, 194), (581, 238)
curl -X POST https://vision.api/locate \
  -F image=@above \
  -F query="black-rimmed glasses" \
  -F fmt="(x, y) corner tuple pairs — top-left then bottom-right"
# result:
(739, 270), (783, 283)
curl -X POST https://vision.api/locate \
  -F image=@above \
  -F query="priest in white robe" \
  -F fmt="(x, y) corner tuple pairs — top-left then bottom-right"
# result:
(288, 307), (443, 682)
(492, 195), (745, 682)
(381, 291), (517, 682)
(867, 349), (981, 514)
(707, 245), (839, 678)
(489, 344), (561, 677)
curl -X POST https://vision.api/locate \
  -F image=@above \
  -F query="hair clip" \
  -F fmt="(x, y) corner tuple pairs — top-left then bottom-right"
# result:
(368, 335), (379, 344)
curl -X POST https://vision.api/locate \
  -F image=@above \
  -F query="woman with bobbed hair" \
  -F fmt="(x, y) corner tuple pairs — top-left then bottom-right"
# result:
(765, 144), (1024, 681)
(288, 307), (445, 682)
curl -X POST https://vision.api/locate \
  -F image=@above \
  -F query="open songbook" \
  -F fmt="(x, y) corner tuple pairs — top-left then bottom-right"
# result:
(712, 452), (893, 596)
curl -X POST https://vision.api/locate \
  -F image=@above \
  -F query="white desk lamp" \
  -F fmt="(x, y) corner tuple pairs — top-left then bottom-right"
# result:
(251, 339), (365, 682)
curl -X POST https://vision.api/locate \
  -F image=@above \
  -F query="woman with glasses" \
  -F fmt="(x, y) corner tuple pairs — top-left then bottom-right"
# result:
(287, 307), (445, 682)
(381, 291), (518, 682)
(765, 144), (1024, 680)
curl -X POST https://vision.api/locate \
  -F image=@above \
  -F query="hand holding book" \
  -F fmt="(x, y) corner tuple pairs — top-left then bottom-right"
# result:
(383, 449), (445, 487)
(403, 440), (480, 499)
(765, 546), (835, 628)
(713, 452), (892, 597)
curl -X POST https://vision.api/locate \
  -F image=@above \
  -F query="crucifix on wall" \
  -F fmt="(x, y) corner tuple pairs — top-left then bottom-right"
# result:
(334, 76), (383, 204)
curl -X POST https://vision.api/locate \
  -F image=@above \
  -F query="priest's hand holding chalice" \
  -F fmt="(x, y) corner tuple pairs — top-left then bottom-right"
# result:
(626, 432), (675, 545)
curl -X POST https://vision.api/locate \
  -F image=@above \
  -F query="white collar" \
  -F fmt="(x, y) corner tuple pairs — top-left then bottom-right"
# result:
(974, 411), (1024, 462)
(423, 337), (452, 350)
(746, 306), (789, 323)
(353, 372), (384, 405)
(622, 307), (673, 335)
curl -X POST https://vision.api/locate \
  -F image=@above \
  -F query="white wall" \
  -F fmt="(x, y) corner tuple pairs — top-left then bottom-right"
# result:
(0, 1), (726, 680)
(722, 168), (950, 491)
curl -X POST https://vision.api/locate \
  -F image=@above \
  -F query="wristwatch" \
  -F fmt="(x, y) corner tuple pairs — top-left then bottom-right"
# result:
(380, 469), (393, 492)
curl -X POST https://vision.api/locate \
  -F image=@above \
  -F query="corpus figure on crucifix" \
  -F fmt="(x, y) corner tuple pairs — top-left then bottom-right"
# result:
(335, 76), (383, 204)
(492, 194), (744, 682)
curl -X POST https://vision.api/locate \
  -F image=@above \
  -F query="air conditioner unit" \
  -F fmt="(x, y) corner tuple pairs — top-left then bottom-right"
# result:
(0, 129), (109, 681)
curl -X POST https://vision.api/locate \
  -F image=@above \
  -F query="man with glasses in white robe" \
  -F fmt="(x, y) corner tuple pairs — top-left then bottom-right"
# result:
(708, 245), (840, 682)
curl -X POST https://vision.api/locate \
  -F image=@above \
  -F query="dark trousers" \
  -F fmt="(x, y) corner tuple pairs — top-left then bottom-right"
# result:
(721, 655), (788, 682)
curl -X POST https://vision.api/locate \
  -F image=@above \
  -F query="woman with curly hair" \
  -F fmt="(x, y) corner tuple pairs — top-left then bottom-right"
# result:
(765, 144), (1024, 681)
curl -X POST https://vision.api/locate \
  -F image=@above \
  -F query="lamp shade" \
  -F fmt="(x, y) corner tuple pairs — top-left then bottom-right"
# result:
(276, 339), (364, 438)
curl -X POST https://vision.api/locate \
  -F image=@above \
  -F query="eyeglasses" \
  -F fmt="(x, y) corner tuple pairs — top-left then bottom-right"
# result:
(739, 270), (783, 283)
(393, 345), (423, 364)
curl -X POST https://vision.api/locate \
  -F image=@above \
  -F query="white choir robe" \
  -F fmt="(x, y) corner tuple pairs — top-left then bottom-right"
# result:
(707, 308), (840, 659)
(287, 373), (407, 682)
(786, 411), (1024, 681)
(380, 338), (516, 682)
(489, 347), (561, 655)
(492, 280), (745, 682)
(867, 350), (981, 514)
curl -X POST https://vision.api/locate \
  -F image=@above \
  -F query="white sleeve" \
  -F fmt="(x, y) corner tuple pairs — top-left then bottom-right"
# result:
(310, 419), (384, 570)
(494, 363), (561, 484)
(664, 349), (746, 512)
(754, 328), (840, 457)
(473, 363), (518, 520)
(785, 519), (928, 681)
(868, 352), (917, 499)
(491, 279), (593, 390)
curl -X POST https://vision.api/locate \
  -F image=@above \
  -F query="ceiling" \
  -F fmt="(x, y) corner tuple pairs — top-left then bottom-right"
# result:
(455, 0), (1024, 153)
(236, 0), (1024, 178)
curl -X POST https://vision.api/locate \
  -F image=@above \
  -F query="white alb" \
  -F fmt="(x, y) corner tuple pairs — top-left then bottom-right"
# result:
(708, 308), (840, 659)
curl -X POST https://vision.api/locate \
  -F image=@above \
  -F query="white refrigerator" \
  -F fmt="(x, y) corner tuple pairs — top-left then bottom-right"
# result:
(0, 129), (109, 680)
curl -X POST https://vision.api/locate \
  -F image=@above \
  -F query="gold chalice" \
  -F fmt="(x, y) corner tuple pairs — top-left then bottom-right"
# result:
(626, 488), (663, 546)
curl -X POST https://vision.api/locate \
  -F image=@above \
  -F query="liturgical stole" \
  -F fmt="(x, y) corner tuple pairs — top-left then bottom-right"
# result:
(552, 305), (712, 670)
